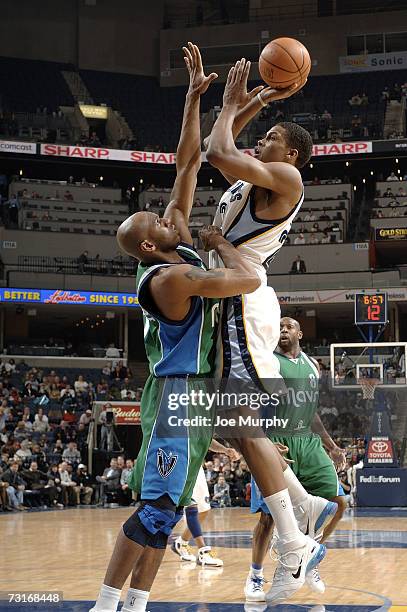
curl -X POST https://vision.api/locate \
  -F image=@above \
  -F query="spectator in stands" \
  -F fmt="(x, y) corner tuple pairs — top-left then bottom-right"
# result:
(105, 344), (121, 360)
(351, 115), (362, 138)
(72, 464), (94, 505)
(360, 93), (369, 106)
(304, 209), (316, 221)
(310, 222), (320, 233)
(62, 441), (81, 466)
(207, 195), (216, 206)
(74, 375), (89, 394)
(321, 230), (330, 244)
(47, 463), (64, 507)
(23, 461), (58, 508)
(321, 109), (332, 121)
(1, 461), (26, 510)
(310, 234), (319, 245)
(382, 87), (390, 101)
(213, 474), (231, 507)
(79, 409), (93, 427)
(290, 255), (307, 274)
(120, 458), (134, 505)
(294, 233), (306, 245)
(194, 197), (203, 207)
(89, 131), (101, 147)
(387, 172), (399, 182)
(64, 190), (73, 201)
(311, 177), (321, 185)
(398, 186), (407, 197)
(120, 378), (135, 399)
(60, 384), (75, 401)
(96, 457), (122, 502)
(348, 93), (362, 106)
(33, 408), (49, 434)
(59, 461), (78, 506)
(78, 250), (89, 273)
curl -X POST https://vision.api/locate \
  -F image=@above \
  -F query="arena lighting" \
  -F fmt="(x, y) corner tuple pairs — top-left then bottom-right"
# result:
(309, 163), (313, 169)
(209, 178), (213, 184)
(131, 186), (135, 192)
(19, 169), (23, 175)
(398, 169), (401, 174)
(139, 178), (144, 184)
(396, 158), (399, 163)
(345, 161), (349, 167)
(363, 178), (366, 183)
(371, 171), (374, 176)
(354, 185), (357, 191)
(99, 176), (103, 181)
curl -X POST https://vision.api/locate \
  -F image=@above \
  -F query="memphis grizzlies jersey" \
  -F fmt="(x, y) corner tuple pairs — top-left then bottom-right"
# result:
(211, 180), (304, 278)
(273, 351), (320, 435)
(136, 243), (218, 377)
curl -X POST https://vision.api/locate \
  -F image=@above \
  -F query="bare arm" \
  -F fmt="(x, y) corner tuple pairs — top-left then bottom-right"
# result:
(312, 413), (346, 470)
(164, 43), (217, 242)
(207, 60), (302, 198)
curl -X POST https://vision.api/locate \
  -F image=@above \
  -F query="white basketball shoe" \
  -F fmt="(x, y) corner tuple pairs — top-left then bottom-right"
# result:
(244, 572), (267, 602)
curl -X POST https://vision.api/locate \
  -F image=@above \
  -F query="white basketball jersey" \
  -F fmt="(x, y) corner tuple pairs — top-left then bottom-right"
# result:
(211, 180), (304, 281)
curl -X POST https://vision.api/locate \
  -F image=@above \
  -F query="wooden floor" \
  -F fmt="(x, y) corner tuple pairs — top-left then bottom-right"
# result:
(1, 506), (406, 611)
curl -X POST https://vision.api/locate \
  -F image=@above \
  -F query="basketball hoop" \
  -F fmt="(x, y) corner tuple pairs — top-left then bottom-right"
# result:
(357, 378), (380, 400)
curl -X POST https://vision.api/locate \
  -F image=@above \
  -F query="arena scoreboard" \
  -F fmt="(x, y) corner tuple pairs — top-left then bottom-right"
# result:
(354, 292), (388, 325)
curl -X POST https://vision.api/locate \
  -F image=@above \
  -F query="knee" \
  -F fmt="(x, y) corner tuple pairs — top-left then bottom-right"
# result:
(123, 501), (184, 549)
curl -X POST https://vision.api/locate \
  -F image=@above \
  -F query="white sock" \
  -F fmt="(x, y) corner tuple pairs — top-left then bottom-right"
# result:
(90, 584), (121, 612)
(283, 465), (309, 507)
(121, 588), (149, 612)
(263, 488), (305, 549)
(250, 565), (263, 577)
(177, 536), (188, 545)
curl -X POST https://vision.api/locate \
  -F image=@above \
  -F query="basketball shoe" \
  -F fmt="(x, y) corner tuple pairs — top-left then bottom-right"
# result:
(171, 537), (196, 562)
(244, 572), (267, 602)
(306, 565), (325, 594)
(294, 495), (338, 539)
(197, 546), (223, 567)
(266, 536), (326, 605)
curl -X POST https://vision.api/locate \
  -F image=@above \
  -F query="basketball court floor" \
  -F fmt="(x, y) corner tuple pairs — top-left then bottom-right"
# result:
(1, 506), (406, 611)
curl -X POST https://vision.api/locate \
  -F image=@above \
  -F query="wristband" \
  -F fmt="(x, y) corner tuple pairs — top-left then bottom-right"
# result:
(257, 92), (268, 108)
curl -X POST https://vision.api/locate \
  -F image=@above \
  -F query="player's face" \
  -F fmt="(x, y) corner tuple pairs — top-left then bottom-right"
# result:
(255, 126), (291, 163)
(279, 317), (302, 349)
(144, 213), (181, 252)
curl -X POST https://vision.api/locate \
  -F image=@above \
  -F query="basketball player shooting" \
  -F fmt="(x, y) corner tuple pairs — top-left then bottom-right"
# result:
(205, 60), (333, 604)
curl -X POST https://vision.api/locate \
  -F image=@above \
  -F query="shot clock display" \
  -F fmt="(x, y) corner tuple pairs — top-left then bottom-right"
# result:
(354, 292), (388, 325)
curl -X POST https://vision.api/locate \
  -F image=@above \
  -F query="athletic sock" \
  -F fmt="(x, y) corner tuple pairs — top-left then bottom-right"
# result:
(121, 588), (149, 612)
(263, 488), (305, 549)
(177, 536), (189, 546)
(250, 564), (263, 577)
(283, 465), (309, 507)
(90, 584), (121, 612)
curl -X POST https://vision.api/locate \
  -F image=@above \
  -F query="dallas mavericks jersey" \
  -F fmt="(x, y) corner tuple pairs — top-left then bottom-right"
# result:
(136, 243), (218, 377)
(212, 180), (304, 279)
(273, 351), (320, 435)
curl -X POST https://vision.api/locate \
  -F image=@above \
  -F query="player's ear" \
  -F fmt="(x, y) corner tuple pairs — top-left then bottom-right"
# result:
(140, 240), (156, 253)
(298, 330), (303, 340)
(287, 148), (299, 164)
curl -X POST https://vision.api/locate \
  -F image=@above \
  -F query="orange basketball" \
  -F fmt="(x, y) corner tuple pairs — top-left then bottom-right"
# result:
(259, 37), (311, 89)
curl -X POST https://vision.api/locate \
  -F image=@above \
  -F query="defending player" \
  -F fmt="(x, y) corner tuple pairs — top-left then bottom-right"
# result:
(89, 43), (261, 612)
(205, 59), (330, 603)
(245, 318), (347, 603)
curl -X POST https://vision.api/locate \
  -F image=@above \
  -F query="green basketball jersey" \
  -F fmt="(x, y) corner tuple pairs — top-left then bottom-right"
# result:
(272, 350), (320, 435)
(136, 243), (219, 377)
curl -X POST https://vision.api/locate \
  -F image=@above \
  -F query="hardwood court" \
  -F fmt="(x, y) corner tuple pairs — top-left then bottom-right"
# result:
(1, 506), (406, 611)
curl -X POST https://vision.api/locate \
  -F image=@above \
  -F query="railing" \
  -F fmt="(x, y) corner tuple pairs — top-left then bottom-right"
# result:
(15, 256), (137, 277)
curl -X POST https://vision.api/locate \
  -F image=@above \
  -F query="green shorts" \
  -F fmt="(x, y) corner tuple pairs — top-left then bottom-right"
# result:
(127, 375), (214, 508)
(271, 434), (340, 499)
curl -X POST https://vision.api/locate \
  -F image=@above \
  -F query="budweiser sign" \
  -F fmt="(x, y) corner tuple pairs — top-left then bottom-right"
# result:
(112, 403), (141, 425)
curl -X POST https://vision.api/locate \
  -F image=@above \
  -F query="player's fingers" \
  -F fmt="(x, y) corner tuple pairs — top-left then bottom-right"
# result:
(188, 42), (198, 68)
(183, 56), (191, 73)
(206, 72), (218, 85)
(242, 60), (251, 85)
(236, 58), (246, 81)
(193, 43), (203, 71)
(227, 66), (235, 84)
(247, 85), (264, 100)
(183, 46), (193, 66)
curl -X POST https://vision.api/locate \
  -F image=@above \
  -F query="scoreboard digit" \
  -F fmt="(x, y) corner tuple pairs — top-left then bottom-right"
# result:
(354, 292), (387, 325)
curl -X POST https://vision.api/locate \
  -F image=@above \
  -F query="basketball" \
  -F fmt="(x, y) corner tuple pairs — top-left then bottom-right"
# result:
(258, 37), (311, 89)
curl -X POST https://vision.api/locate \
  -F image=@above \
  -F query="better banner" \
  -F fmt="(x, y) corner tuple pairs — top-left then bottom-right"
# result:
(0, 288), (139, 307)
(340, 51), (407, 73)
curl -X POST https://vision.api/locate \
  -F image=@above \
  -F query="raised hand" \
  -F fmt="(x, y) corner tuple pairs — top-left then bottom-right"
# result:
(223, 58), (254, 108)
(199, 225), (223, 251)
(258, 80), (307, 105)
(183, 42), (218, 95)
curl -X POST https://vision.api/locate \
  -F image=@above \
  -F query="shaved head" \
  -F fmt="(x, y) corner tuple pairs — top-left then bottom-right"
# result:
(116, 211), (181, 262)
(279, 317), (303, 355)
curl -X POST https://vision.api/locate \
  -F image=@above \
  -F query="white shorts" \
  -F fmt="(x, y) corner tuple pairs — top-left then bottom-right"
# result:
(218, 283), (281, 387)
(189, 466), (211, 513)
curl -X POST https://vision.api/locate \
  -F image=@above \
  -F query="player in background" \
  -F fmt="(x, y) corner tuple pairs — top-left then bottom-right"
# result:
(89, 44), (261, 612)
(172, 440), (240, 567)
(205, 59), (329, 603)
(245, 318), (347, 604)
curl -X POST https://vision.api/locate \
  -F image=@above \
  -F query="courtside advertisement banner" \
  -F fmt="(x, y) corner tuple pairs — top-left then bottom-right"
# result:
(340, 51), (407, 73)
(0, 288), (139, 307)
(37, 141), (372, 163)
(0, 140), (36, 154)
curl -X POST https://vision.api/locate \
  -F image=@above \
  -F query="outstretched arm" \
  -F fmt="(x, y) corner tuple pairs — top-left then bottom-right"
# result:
(207, 59), (303, 198)
(164, 43), (217, 241)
